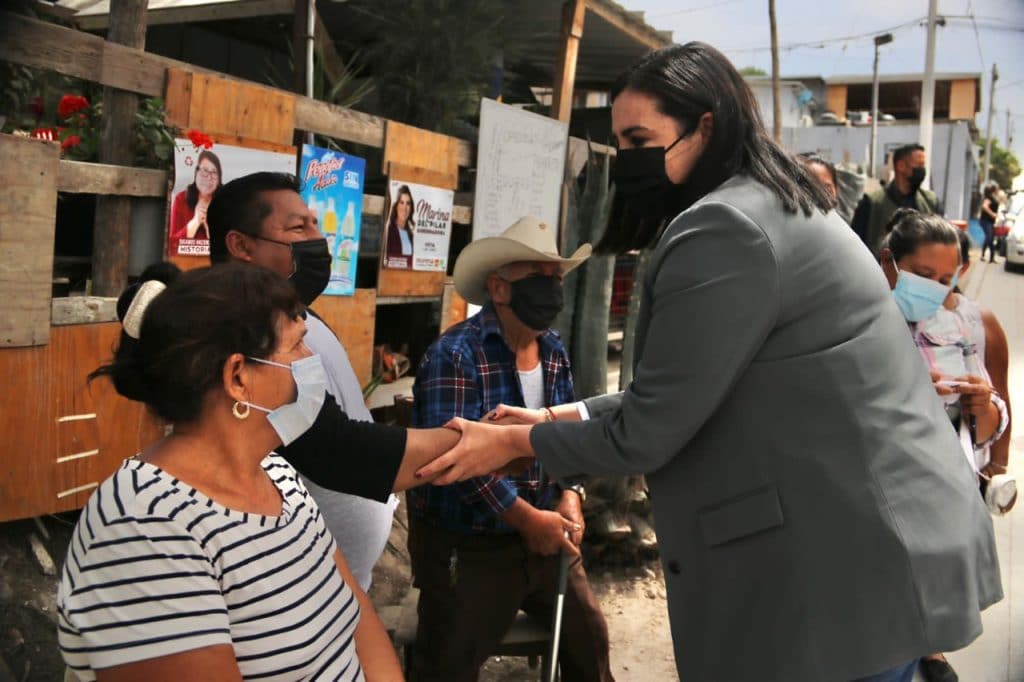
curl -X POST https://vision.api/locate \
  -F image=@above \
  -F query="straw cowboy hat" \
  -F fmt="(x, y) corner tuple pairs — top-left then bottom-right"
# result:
(453, 216), (592, 305)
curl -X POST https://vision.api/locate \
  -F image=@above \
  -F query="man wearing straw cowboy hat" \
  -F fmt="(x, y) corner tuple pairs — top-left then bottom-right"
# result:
(407, 216), (614, 682)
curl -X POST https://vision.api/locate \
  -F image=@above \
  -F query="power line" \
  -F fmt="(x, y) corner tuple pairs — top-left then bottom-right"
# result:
(647, 0), (746, 19)
(721, 17), (924, 54)
(965, 1), (986, 71)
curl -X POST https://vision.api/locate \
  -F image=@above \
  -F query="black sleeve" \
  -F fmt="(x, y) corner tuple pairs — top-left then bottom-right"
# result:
(850, 194), (871, 244)
(276, 393), (406, 503)
(935, 196), (946, 217)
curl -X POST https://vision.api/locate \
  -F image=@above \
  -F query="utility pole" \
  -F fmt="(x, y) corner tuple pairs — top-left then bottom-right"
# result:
(982, 63), (998, 185)
(869, 33), (893, 178)
(1006, 108), (1012, 152)
(918, 0), (938, 186)
(769, 0), (781, 143)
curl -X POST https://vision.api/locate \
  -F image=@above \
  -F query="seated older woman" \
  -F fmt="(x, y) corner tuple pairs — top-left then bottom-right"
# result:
(57, 263), (401, 681)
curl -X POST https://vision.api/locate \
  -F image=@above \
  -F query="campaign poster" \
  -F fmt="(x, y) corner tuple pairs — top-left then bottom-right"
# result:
(299, 145), (365, 296)
(168, 139), (296, 257)
(382, 180), (453, 271)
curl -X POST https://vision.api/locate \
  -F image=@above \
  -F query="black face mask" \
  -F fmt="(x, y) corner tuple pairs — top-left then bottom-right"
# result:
(506, 274), (564, 330)
(253, 235), (332, 305)
(612, 135), (684, 197)
(909, 166), (927, 189)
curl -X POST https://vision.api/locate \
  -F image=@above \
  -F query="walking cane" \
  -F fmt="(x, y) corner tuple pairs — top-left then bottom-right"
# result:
(546, 537), (572, 682)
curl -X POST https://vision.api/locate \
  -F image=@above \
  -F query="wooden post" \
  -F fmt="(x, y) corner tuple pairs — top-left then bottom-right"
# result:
(91, 0), (147, 296)
(550, 0), (586, 123)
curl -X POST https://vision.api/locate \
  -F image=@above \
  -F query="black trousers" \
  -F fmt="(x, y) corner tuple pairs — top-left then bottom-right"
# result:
(407, 514), (615, 682)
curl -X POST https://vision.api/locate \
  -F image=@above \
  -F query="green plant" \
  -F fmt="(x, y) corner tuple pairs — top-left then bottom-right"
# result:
(978, 137), (1021, 191)
(133, 97), (177, 168)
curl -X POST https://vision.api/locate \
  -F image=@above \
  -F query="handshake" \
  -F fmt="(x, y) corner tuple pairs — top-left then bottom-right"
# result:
(416, 404), (551, 485)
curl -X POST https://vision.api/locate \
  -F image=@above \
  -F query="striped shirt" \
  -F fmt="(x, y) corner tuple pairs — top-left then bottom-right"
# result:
(57, 456), (363, 681)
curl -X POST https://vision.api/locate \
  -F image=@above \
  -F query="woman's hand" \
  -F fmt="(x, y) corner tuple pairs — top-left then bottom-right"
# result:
(416, 418), (535, 485)
(954, 374), (995, 418)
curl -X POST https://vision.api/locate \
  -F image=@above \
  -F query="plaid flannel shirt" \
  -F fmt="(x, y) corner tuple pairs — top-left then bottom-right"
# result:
(408, 303), (574, 535)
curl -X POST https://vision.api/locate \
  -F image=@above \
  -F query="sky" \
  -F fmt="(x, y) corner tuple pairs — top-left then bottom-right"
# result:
(627, 0), (1024, 160)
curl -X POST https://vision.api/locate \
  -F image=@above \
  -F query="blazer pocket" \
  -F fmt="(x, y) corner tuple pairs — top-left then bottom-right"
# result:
(698, 485), (784, 547)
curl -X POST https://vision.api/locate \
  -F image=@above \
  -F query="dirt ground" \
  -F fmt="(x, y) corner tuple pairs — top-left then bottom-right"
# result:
(0, 503), (675, 682)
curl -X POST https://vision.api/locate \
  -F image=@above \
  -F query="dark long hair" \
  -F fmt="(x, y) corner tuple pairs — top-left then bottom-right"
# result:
(598, 42), (833, 253)
(186, 150), (223, 210)
(388, 185), (416, 236)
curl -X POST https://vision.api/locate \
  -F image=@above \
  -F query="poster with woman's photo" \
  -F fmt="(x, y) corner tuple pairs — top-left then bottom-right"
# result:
(382, 180), (454, 271)
(299, 145), (365, 296)
(168, 140), (296, 257)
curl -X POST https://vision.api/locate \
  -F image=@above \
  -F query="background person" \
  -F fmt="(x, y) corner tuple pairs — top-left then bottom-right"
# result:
(979, 182), (1001, 263)
(58, 264), (401, 681)
(851, 143), (944, 253)
(169, 149), (222, 251)
(208, 172), (444, 590)
(417, 42), (1002, 682)
(385, 184), (416, 269)
(407, 216), (612, 682)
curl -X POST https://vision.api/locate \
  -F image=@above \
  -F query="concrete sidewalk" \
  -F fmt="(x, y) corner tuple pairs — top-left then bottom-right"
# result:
(941, 258), (1024, 682)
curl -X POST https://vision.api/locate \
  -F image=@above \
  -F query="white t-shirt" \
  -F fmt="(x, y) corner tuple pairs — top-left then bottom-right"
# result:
(304, 314), (398, 591)
(518, 363), (545, 410)
(58, 456), (364, 681)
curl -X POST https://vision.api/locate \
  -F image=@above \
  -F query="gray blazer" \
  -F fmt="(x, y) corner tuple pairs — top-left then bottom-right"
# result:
(533, 175), (1002, 681)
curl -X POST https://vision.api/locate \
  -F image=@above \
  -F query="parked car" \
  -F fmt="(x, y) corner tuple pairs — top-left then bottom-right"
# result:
(818, 111), (843, 126)
(1003, 192), (1024, 271)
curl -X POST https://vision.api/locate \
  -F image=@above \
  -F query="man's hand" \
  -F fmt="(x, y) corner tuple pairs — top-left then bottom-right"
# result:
(501, 499), (579, 557)
(482, 404), (548, 425)
(556, 491), (585, 547)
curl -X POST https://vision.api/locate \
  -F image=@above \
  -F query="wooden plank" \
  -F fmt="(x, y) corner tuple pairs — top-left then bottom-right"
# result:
(92, 0), (149, 298)
(0, 323), (166, 522)
(0, 12), (164, 97)
(388, 162), (458, 194)
(551, 0), (587, 123)
(187, 73), (297, 148)
(584, 0), (670, 51)
(59, 160), (168, 197)
(364, 194), (472, 223)
(377, 269), (446, 299)
(294, 97), (385, 148)
(51, 297), (118, 326)
(0, 135), (59, 347)
(0, 13), (479, 163)
(383, 121), (459, 182)
(307, 289), (376, 389)
(75, 0), (294, 31)
(164, 69), (193, 129)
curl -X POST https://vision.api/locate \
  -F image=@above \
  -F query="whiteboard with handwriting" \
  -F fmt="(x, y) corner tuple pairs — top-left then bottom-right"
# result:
(472, 98), (569, 240)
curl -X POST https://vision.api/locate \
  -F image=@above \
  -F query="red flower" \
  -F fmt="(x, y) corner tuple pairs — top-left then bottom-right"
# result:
(57, 94), (89, 119)
(186, 129), (214, 149)
(61, 135), (82, 152)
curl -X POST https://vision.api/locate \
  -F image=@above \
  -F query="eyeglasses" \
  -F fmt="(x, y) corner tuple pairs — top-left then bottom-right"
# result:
(197, 167), (219, 180)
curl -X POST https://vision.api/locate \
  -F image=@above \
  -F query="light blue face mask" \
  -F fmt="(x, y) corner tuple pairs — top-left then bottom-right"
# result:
(245, 354), (326, 445)
(890, 255), (959, 323)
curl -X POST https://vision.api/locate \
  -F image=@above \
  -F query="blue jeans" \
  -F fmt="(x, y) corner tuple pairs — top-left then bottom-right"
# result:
(852, 659), (919, 682)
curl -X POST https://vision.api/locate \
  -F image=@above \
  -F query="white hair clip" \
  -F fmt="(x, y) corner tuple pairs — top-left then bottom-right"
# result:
(122, 280), (167, 339)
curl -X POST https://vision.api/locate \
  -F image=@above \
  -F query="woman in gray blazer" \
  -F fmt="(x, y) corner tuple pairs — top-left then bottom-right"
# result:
(419, 43), (1001, 682)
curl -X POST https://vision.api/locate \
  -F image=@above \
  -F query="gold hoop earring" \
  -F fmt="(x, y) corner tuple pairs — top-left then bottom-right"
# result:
(232, 401), (250, 420)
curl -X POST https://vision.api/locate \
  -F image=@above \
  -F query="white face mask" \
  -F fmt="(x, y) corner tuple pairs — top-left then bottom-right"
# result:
(244, 354), (326, 445)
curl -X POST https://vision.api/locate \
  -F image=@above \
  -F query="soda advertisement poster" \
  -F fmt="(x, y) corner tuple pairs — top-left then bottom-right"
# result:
(382, 180), (453, 272)
(299, 145), (365, 296)
(169, 139), (296, 257)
